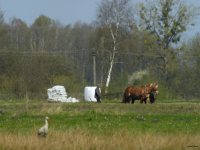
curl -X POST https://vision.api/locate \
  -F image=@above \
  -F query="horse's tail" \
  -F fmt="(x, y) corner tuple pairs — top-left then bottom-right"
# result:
(122, 93), (125, 103)
(122, 87), (128, 103)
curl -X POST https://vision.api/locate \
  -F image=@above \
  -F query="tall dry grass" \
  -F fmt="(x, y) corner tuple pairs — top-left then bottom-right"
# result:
(0, 129), (199, 150)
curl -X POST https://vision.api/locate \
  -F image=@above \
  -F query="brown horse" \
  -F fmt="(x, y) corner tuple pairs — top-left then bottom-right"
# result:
(122, 83), (158, 104)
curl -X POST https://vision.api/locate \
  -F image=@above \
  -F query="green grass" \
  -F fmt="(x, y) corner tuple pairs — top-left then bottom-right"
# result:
(0, 99), (44, 104)
(156, 99), (200, 103)
(1, 99), (199, 104)
(0, 101), (200, 135)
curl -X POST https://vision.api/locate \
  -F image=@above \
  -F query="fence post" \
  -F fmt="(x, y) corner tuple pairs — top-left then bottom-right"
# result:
(25, 92), (28, 115)
(92, 50), (96, 86)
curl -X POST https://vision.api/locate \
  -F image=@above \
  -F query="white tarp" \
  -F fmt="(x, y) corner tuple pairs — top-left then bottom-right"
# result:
(47, 85), (79, 103)
(84, 86), (100, 102)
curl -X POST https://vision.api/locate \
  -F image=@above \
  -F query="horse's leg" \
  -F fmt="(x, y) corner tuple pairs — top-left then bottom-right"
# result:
(124, 93), (131, 104)
(127, 97), (131, 104)
(148, 99), (151, 104)
(123, 93), (128, 103)
(140, 95), (145, 104)
(147, 97), (151, 104)
(123, 97), (126, 103)
(141, 99), (147, 104)
(125, 97), (130, 104)
(131, 98), (135, 104)
(140, 98), (143, 104)
(142, 98), (147, 104)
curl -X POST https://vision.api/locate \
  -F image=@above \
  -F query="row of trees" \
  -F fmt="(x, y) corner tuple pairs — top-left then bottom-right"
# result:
(0, 0), (200, 100)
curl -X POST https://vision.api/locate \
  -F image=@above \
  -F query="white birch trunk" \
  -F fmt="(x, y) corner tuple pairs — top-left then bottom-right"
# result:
(105, 51), (115, 93)
(105, 22), (116, 93)
(104, 9), (120, 93)
(99, 0), (127, 93)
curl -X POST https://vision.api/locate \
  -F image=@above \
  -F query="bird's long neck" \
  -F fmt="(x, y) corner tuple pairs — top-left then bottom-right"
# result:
(45, 120), (48, 127)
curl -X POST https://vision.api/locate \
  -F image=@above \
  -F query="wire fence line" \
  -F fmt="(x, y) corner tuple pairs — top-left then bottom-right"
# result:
(0, 49), (198, 59)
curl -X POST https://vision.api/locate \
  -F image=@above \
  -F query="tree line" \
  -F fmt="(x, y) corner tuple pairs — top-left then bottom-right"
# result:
(0, 0), (200, 100)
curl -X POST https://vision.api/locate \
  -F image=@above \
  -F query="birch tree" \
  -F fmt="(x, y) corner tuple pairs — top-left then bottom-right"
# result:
(96, 0), (133, 93)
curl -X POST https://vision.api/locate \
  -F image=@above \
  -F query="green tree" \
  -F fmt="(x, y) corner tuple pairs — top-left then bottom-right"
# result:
(8, 17), (29, 51)
(184, 33), (200, 68)
(0, 6), (7, 50)
(135, 0), (200, 86)
(30, 15), (55, 52)
(180, 33), (200, 98)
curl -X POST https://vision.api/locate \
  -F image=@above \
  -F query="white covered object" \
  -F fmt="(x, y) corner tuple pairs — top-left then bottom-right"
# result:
(84, 86), (99, 102)
(47, 85), (79, 103)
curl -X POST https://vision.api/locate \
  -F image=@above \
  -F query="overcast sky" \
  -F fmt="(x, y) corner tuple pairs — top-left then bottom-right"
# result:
(1, 0), (200, 39)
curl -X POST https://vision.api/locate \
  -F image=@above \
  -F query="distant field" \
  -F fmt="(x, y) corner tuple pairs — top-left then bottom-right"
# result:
(0, 100), (200, 149)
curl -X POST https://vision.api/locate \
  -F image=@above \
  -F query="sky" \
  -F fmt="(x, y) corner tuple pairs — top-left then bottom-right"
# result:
(1, 0), (200, 39)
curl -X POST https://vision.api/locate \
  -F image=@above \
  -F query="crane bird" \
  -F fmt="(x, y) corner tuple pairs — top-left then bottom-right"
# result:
(38, 117), (51, 137)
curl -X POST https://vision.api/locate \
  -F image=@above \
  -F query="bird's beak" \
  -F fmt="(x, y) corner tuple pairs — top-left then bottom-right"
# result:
(47, 119), (51, 124)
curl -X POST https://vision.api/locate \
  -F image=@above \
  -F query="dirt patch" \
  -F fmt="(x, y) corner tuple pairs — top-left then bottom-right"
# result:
(0, 110), (5, 115)
(173, 118), (184, 121)
(186, 107), (195, 111)
(63, 108), (89, 112)
(11, 117), (21, 120)
(137, 118), (146, 121)
(151, 119), (161, 123)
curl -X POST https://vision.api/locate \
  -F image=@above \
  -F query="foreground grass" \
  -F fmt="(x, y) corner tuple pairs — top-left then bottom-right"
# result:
(156, 99), (200, 103)
(0, 129), (199, 150)
(0, 101), (200, 149)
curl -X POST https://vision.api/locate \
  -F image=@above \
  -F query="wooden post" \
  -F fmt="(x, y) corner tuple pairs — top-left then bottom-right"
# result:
(92, 50), (96, 86)
(25, 92), (28, 115)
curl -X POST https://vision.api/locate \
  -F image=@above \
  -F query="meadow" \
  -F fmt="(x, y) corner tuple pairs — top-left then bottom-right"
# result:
(0, 99), (200, 150)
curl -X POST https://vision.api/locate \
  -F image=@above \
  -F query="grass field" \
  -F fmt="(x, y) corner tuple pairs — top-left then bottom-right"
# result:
(0, 99), (200, 149)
